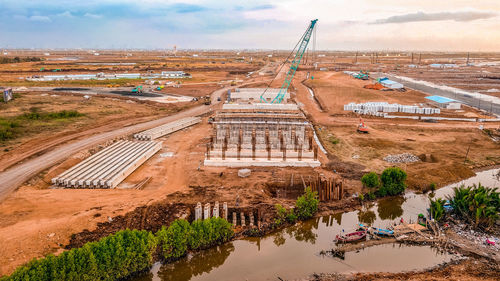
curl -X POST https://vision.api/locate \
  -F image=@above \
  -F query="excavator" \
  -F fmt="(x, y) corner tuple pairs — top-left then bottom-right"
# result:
(131, 85), (143, 94)
(357, 118), (369, 133)
(260, 19), (318, 104)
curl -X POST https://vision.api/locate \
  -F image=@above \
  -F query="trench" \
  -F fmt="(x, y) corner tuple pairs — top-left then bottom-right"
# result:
(132, 168), (500, 281)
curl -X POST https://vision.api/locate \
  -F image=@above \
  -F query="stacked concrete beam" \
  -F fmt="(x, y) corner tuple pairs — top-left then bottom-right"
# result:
(52, 140), (161, 189)
(134, 117), (201, 141)
(344, 102), (440, 115)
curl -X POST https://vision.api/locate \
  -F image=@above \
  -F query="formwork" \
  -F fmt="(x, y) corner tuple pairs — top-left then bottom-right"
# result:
(205, 102), (320, 167)
(134, 117), (201, 140)
(52, 140), (161, 189)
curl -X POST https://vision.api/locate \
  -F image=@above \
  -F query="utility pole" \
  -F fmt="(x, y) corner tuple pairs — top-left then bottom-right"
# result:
(354, 51), (358, 64)
(411, 52), (414, 64)
(466, 52), (470, 66)
(419, 53), (422, 64)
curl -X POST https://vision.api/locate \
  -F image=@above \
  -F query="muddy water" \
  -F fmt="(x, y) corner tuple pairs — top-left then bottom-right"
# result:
(134, 168), (500, 281)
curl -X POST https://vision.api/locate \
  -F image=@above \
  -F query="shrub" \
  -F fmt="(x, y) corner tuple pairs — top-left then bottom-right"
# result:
(429, 182), (437, 192)
(430, 198), (446, 222)
(274, 204), (287, 226)
(275, 204), (298, 225)
(156, 219), (191, 260)
(5, 229), (157, 281)
(47, 110), (83, 119)
(358, 193), (364, 201)
(295, 187), (319, 220)
(286, 209), (298, 223)
(188, 217), (233, 250)
(361, 172), (380, 189)
(367, 191), (376, 200)
(448, 184), (499, 229)
(378, 167), (407, 196)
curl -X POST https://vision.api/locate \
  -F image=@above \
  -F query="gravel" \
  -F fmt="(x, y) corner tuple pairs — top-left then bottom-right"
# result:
(383, 153), (420, 163)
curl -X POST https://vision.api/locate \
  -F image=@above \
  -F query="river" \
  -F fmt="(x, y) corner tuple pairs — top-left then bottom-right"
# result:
(133, 168), (499, 281)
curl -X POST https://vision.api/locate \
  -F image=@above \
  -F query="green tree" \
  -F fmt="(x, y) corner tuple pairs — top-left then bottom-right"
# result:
(157, 220), (191, 260)
(361, 172), (380, 189)
(295, 187), (319, 220)
(378, 167), (407, 196)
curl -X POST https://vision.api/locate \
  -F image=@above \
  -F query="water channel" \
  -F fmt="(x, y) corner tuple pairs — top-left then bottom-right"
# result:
(134, 168), (500, 281)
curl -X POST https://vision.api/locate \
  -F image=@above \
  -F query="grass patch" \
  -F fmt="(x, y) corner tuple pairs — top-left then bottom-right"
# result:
(0, 109), (84, 143)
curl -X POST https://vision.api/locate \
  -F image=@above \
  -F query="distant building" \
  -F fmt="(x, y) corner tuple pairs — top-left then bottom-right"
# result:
(2, 88), (13, 102)
(161, 71), (191, 78)
(425, 95), (461, 109)
(378, 77), (404, 89)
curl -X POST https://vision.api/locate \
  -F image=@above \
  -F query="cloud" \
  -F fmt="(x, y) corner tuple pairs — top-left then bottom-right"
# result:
(84, 13), (102, 18)
(169, 3), (207, 13)
(57, 11), (74, 17)
(29, 15), (51, 22)
(372, 11), (497, 24)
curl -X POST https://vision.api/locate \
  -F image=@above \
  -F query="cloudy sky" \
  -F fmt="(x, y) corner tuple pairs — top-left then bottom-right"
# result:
(1, 0), (499, 51)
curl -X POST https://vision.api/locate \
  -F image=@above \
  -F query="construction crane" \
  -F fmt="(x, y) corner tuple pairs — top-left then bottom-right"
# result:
(260, 19), (318, 104)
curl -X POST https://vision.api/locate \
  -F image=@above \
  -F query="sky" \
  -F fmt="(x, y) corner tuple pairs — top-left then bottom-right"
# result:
(0, 0), (499, 51)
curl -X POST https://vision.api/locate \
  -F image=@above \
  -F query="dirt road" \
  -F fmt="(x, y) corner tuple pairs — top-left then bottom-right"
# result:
(0, 86), (228, 201)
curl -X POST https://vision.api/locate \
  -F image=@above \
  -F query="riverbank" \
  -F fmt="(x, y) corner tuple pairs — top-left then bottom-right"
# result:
(311, 258), (499, 281)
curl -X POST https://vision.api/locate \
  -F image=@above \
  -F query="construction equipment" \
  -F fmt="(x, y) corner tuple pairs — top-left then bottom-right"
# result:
(203, 95), (211, 105)
(156, 85), (164, 91)
(131, 85), (143, 94)
(260, 19), (318, 104)
(357, 118), (369, 134)
(354, 71), (369, 80)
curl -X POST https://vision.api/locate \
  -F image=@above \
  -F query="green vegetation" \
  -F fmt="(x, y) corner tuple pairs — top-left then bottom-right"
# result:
(361, 168), (407, 198)
(0, 57), (43, 64)
(448, 184), (499, 229)
(0, 120), (20, 141)
(187, 218), (233, 251)
(2, 217), (234, 281)
(295, 187), (319, 220)
(429, 198), (446, 222)
(378, 167), (407, 196)
(429, 182), (437, 192)
(274, 187), (319, 226)
(2, 229), (157, 281)
(23, 109), (83, 120)
(367, 191), (376, 200)
(0, 109), (84, 142)
(274, 204), (297, 225)
(156, 220), (191, 260)
(361, 172), (380, 189)
(327, 135), (339, 145)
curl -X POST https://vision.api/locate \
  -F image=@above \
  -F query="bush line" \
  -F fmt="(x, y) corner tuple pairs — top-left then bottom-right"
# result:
(1, 217), (233, 281)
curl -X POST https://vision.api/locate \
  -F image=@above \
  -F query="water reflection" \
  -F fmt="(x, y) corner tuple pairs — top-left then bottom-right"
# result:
(156, 244), (235, 281)
(358, 203), (376, 225)
(377, 196), (405, 220)
(285, 219), (318, 244)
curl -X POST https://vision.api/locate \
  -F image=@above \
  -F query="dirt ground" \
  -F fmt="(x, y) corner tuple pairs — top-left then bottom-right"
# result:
(312, 258), (499, 281)
(0, 91), (191, 172)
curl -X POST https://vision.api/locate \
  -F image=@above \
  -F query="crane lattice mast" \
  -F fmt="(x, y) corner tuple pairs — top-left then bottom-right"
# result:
(261, 19), (318, 104)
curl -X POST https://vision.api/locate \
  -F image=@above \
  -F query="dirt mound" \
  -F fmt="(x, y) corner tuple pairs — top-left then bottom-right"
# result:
(67, 202), (192, 249)
(326, 156), (366, 180)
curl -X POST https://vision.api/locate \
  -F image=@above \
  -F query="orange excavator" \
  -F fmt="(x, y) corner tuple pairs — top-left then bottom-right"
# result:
(357, 118), (369, 133)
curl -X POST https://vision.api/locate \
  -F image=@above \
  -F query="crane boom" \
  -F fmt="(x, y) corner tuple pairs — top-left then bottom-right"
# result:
(261, 19), (318, 104)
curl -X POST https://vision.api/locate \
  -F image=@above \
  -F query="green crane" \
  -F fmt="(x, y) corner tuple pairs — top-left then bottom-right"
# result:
(260, 19), (318, 104)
